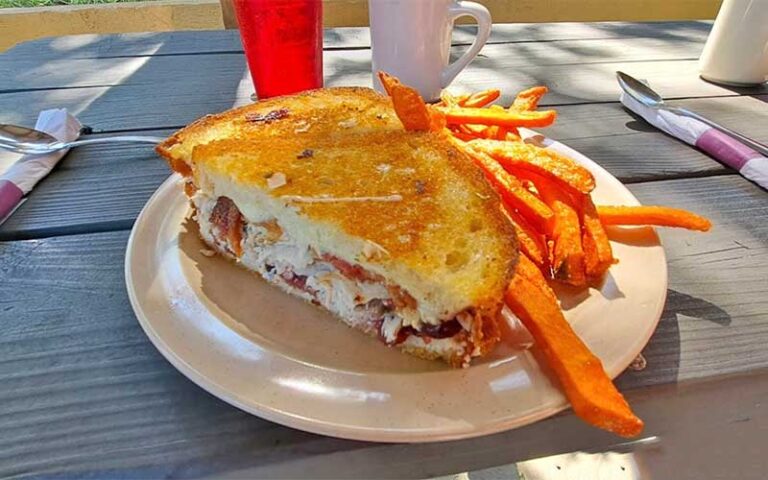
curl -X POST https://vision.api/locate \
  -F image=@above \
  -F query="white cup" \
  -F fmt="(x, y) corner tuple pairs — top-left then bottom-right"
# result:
(369, 0), (492, 101)
(699, 0), (768, 86)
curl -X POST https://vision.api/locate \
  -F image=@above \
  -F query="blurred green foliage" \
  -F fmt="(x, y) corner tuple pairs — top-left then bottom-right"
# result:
(1, 0), (153, 7)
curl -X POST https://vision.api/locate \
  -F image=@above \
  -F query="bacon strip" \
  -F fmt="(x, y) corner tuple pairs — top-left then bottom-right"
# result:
(210, 196), (244, 257)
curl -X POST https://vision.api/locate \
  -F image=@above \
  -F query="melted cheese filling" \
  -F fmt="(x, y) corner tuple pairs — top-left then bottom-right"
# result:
(193, 193), (472, 345)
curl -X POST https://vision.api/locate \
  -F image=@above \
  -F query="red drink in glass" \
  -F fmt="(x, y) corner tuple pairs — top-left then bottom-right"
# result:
(234, 0), (323, 99)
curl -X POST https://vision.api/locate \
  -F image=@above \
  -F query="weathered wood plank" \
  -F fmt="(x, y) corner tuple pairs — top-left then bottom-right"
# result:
(545, 95), (768, 144)
(0, 135), (171, 240)
(0, 84), (239, 133)
(0, 36), (713, 92)
(0, 174), (765, 477)
(0, 230), (327, 479)
(617, 175), (768, 388)
(1, 52), (764, 133)
(3, 22), (713, 60)
(208, 372), (768, 479)
(7, 93), (768, 240)
(323, 52), (767, 105)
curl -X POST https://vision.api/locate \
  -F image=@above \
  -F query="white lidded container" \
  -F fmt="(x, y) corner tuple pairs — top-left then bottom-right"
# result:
(699, 0), (768, 86)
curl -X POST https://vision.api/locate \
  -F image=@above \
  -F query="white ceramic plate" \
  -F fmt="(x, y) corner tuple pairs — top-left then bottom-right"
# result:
(126, 130), (666, 442)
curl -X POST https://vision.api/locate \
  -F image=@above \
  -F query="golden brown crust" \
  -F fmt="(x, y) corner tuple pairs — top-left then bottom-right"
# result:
(156, 87), (400, 168)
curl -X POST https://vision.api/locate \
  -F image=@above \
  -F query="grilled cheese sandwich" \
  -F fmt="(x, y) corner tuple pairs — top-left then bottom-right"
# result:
(157, 87), (517, 367)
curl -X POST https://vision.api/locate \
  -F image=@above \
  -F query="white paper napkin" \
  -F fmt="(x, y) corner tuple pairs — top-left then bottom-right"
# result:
(0, 109), (82, 225)
(620, 91), (768, 190)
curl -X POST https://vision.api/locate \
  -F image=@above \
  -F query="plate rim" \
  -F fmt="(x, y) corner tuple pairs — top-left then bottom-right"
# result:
(125, 134), (667, 442)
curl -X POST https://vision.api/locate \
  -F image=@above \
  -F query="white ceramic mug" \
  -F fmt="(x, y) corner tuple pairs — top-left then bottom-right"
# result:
(699, 0), (768, 86)
(369, 0), (492, 101)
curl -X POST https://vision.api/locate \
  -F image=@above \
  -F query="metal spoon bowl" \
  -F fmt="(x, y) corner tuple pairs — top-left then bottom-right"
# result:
(616, 71), (666, 107)
(0, 124), (163, 155)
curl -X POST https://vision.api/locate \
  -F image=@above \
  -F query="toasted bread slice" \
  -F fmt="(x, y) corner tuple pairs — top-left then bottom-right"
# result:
(158, 87), (402, 175)
(157, 87), (517, 367)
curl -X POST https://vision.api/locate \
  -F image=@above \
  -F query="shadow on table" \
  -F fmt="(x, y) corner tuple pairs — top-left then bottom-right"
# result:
(699, 77), (768, 97)
(621, 108), (659, 133)
(616, 288), (732, 390)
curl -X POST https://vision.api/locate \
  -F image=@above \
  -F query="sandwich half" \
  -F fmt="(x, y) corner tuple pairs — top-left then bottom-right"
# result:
(157, 87), (517, 367)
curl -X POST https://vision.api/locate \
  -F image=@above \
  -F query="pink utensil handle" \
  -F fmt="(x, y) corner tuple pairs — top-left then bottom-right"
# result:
(695, 128), (761, 170)
(0, 180), (23, 222)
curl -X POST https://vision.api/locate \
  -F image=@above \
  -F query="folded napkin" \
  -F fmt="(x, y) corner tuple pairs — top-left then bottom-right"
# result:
(0, 109), (82, 225)
(620, 91), (768, 189)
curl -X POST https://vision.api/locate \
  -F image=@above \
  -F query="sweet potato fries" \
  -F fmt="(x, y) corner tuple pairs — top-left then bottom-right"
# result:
(378, 72), (711, 438)
(597, 205), (712, 231)
(504, 255), (644, 437)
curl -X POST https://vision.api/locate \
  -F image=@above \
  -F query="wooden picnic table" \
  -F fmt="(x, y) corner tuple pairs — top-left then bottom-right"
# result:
(1, 21), (767, 479)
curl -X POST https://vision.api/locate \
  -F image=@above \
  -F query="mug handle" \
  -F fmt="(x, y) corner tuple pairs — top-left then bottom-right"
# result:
(441, 1), (492, 88)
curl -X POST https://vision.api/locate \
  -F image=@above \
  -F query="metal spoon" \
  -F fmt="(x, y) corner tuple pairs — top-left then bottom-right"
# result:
(0, 124), (163, 155)
(616, 71), (768, 157)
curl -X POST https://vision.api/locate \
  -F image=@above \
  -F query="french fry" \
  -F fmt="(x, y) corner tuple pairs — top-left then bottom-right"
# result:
(469, 139), (596, 194)
(504, 205), (549, 269)
(465, 124), (489, 136)
(452, 93), (471, 106)
(535, 177), (586, 286)
(491, 124), (510, 140)
(504, 263), (644, 438)
(493, 127), (508, 140)
(505, 130), (521, 141)
(515, 252), (558, 300)
(442, 106), (557, 128)
(379, 71), (394, 96)
(465, 147), (555, 235)
(440, 90), (459, 107)
(484, 107), (506, 140)
(462, 88), (501, 108)
(512, 86), (549, 111)
(377, 71), (433, 131)
(485, 126), (501, 139)
(429, 108), (447, 131)
(457, 124), (475, 136)
(457, 124), (494, 140)
(488, 105), (521, 139)
(450, 131), (475, 142)
(597, 205), (712, 231)
(581, 231), (599, 280)
(581, 196), (614, 279)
